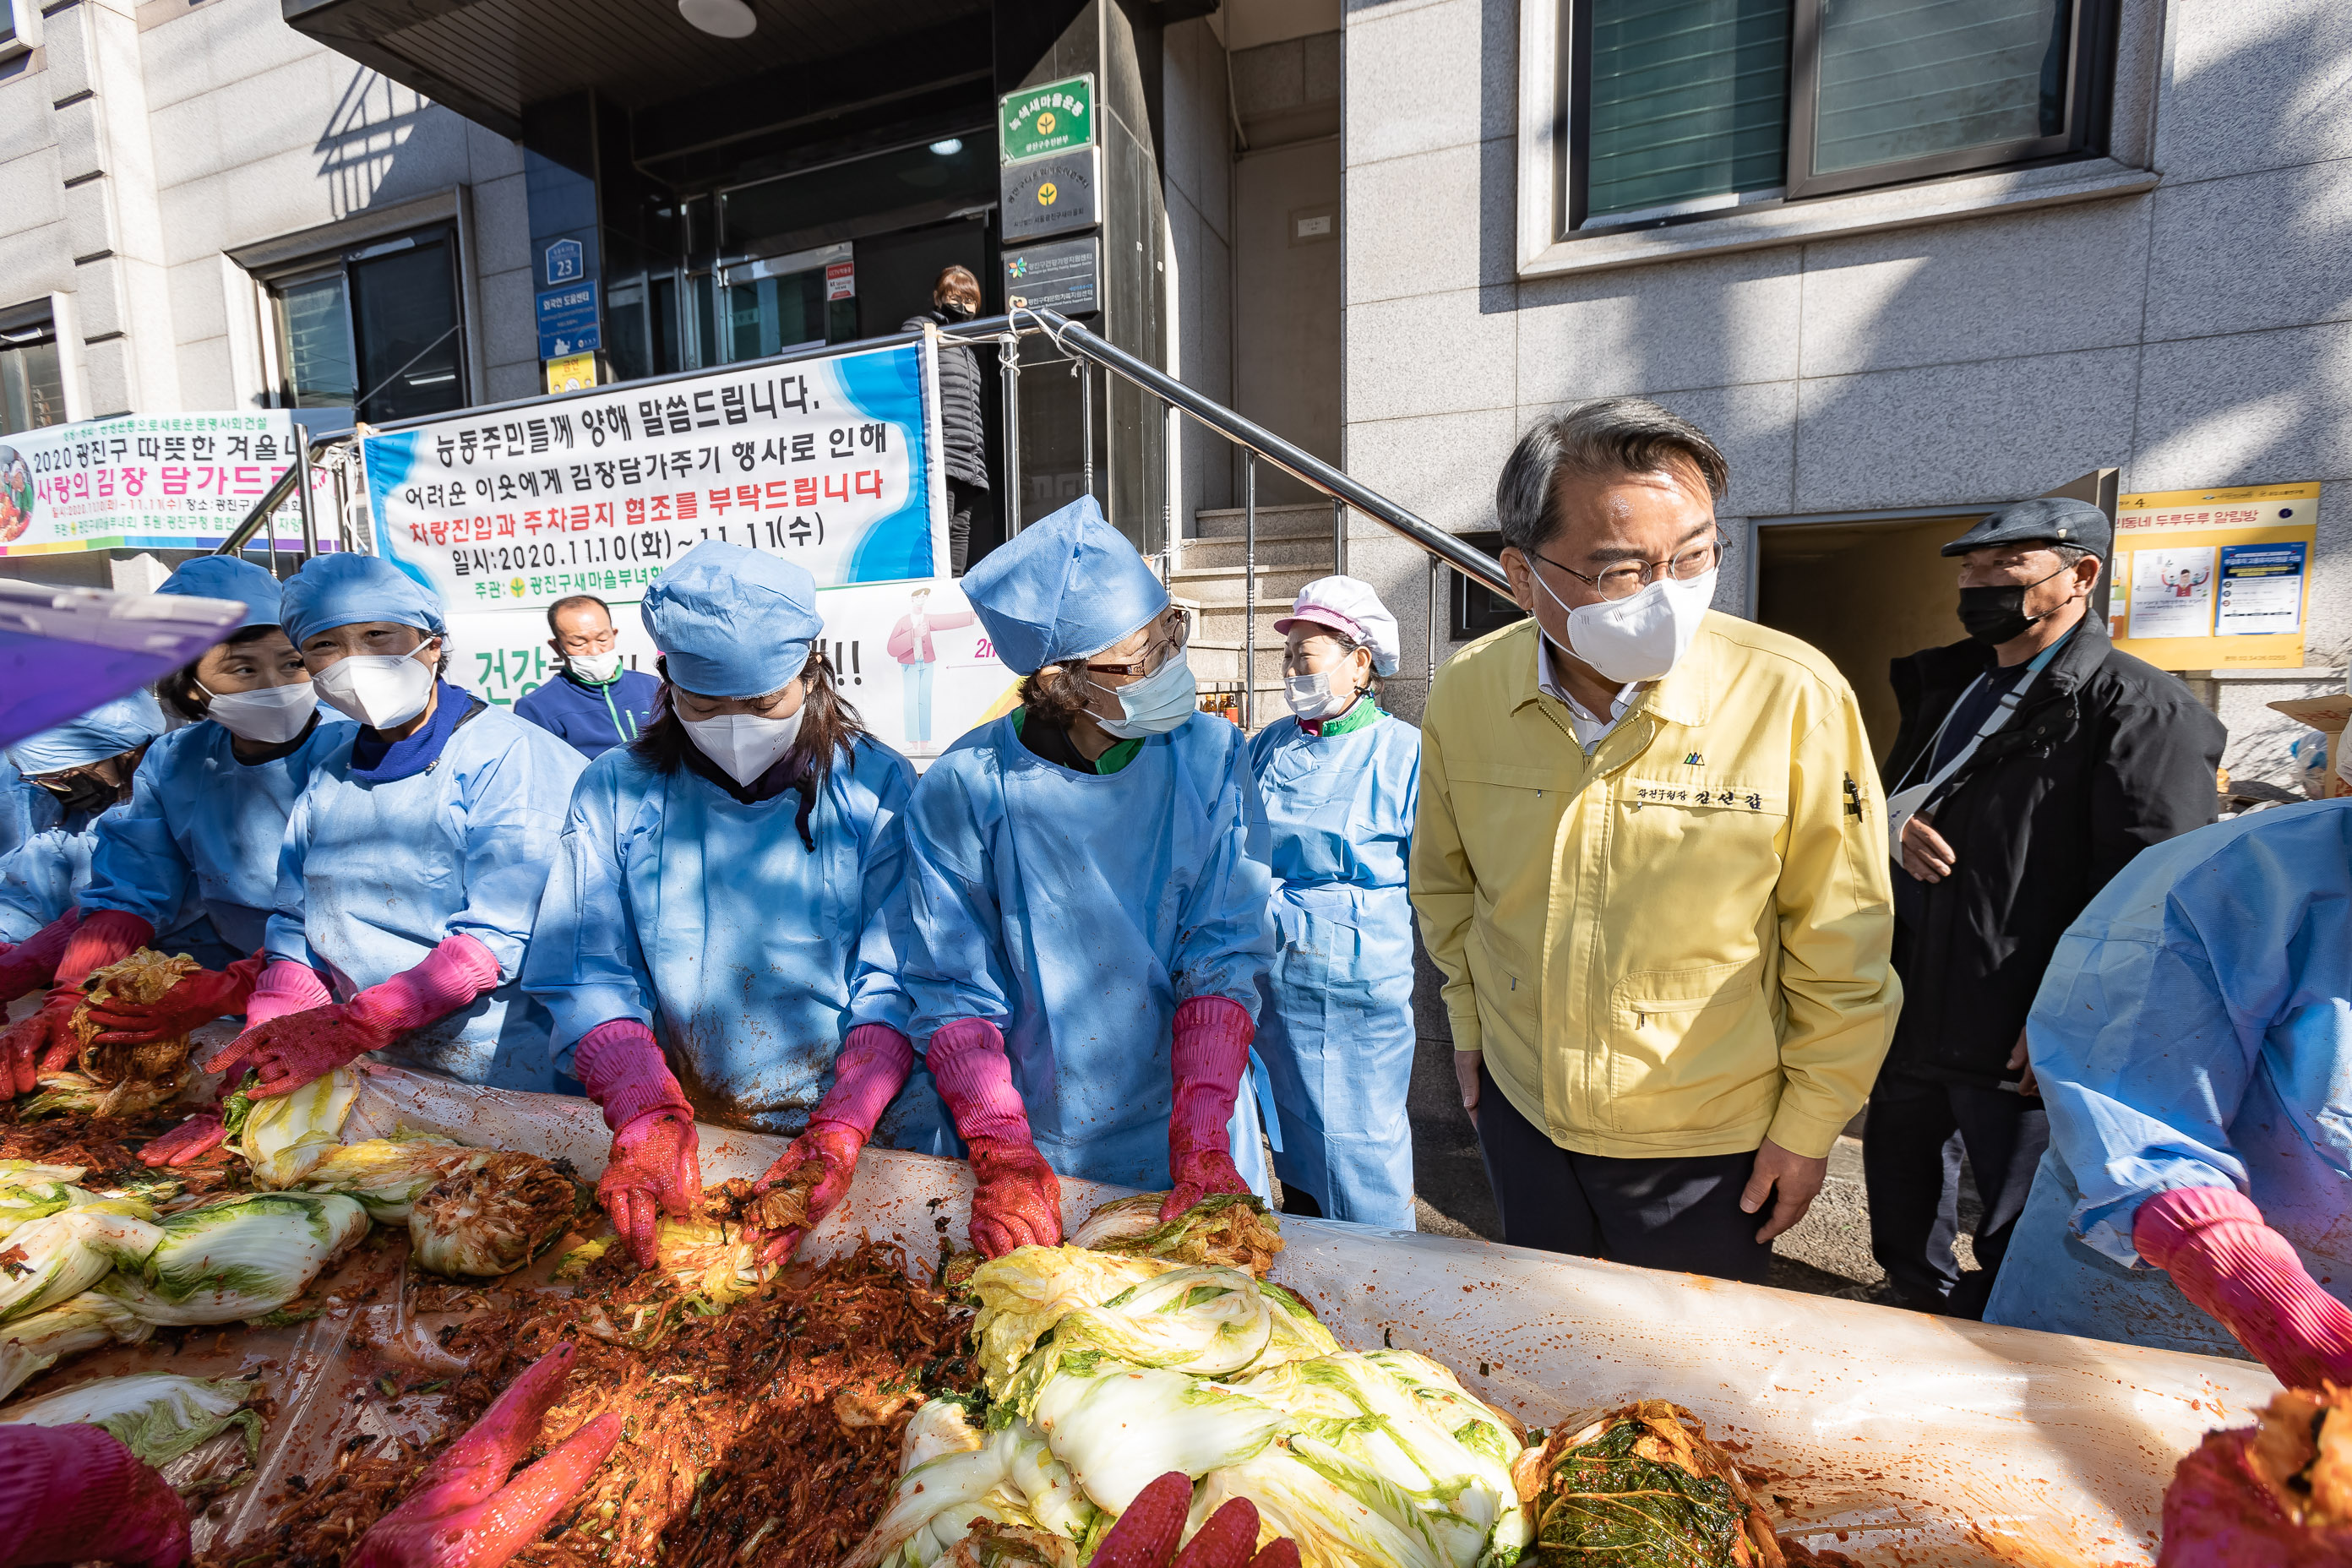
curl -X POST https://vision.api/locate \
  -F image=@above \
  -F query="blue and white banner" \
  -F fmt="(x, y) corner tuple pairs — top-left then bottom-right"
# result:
(361, 340), (946, 615)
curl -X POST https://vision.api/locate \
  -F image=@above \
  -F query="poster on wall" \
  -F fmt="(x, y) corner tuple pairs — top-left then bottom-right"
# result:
(0, 411), (324, 557)
(2110, 482), (2321, 670)
(367, 336), (1019, 761)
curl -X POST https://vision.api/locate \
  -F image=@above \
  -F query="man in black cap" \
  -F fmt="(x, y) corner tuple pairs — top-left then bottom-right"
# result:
(1865, 496), (2224, 1316)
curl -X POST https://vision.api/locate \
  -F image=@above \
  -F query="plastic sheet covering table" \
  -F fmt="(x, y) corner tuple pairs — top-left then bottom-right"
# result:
(87, 1068), (2277, 1568)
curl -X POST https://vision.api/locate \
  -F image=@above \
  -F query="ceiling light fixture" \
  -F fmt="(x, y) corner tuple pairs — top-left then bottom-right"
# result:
(678, 0), (755, 39)
(929, 138), (964, 156)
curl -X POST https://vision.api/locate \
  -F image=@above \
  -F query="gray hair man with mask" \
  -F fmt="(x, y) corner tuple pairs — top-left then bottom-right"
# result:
(1865, 497), (2224, 1317)
(1412, 397), (1898, 1283)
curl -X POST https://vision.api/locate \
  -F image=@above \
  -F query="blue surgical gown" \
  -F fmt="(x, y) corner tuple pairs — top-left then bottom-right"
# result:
(525, 738), (952, 1144)
(265, 707), (587, 1092)
(0, 803), (234, 964)
(900, 710), (1278, 1194)
(80, 716), (357, 956)
(1249, 707), (1421, 1228)
(1983, 800), (2352, 1358)
(0, 762), (60, 863)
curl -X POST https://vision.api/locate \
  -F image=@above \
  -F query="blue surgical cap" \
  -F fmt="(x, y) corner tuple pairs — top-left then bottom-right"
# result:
(961, 497), (1168, 675)
(641, 542), (824, 699)
(280, 553), (446, 648)
(8, 691), (167, 776)
(158, 556), (285, 629)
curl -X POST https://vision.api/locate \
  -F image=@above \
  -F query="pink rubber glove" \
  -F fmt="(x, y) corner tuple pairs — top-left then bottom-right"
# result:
(0, 1422), (190, 1568)
(204, 933), (502, 1099)
(574, 1018), (700, 1269)
(1162, 996), (1255, 1222)
(0, 908), (80, 1003)
(0, 908), (155, 1092)
(2135, 1184), (2352, 1390)
(751, 1023), (913, 1263)
(243, 958), (334, 1029)
(350, 1342), (623, 1568)
(930, 1017), (1061, 1257)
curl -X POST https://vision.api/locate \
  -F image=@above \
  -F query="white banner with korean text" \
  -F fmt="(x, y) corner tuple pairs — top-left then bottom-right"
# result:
(0, 411), (326, 557)
(361, 340), (948, 612)
(362, 336), (1020, 762)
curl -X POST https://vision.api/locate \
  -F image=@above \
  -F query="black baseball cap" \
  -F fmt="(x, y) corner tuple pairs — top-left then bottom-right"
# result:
(1941, 497), (2111, 559)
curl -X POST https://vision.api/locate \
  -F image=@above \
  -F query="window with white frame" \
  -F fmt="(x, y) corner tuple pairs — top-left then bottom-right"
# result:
(0, 318), (65, 436)
(1566, 0), (2118, 229)
(264, 226), (466, 425)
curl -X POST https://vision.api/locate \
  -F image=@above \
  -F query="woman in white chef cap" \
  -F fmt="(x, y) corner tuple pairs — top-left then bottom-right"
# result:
(1250, 575), (1422, 1229)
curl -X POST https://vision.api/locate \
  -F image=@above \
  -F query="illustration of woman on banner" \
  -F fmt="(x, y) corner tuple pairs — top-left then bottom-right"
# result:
(886, 585), (975, 749)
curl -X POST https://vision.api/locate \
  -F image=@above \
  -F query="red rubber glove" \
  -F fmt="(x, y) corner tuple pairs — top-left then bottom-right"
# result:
(0, 909), (80, 1004)
(54, 907), (156, 988)
(1162, 996), (1255, 1222)
(2135, 1184), (2352, 1390)
(139, 1111), (229, 1168)
(751, 1022), (913, 1264)
(1090, 1472), (1298, 1568)
(573, 1019), (700, 1269)
(0, 1422), (190, 1568)
(350, 1342), (623, 1568)
(84, 950), (266, 1045)
(929, 1017), (1061, 1257)
(0, 907), (153, 1094)
(203, 933), (501, 1098)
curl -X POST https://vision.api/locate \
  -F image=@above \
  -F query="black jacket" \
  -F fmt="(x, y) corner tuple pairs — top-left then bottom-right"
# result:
(904, 308), (988, 487)
(1880, 618), (2224, 1087)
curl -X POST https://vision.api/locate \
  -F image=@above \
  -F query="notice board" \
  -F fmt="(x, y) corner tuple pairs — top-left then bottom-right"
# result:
(2108, 482), (2319, 670)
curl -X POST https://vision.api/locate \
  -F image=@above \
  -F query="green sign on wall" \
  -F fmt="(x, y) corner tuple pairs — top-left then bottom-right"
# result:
(999, 74), (1096, 163)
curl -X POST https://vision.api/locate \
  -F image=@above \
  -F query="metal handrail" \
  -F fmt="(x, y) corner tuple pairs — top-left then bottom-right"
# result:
(214, 457), (308, 558)
(984, 308), (1510, 600)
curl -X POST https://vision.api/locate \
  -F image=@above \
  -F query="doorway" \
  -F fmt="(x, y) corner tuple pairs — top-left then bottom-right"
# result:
(1756, 516), (1973, 763)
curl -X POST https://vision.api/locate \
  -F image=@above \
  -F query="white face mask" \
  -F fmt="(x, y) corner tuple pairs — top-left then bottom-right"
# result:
(200, 681), (318, 745)
(564, 650), (623, 683)
(1091, 654), (1198, 739)
(313, 651), (438, 729)
(1283, 668), (1357, 722)
(683, 709), (805, 786)
(1536, 566), (1718, 684)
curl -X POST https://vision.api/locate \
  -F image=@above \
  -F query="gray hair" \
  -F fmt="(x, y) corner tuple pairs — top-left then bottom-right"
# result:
(1494, 398), (1730, 557)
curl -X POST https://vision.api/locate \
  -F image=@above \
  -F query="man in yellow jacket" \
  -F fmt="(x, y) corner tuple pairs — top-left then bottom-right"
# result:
(1413, 397), (1898, 1282)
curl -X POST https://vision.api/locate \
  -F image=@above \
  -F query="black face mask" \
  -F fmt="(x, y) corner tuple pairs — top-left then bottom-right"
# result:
(1957, 563), (2073, 645)
(939, 298), (977, 321)
(38, 770), (118, 818)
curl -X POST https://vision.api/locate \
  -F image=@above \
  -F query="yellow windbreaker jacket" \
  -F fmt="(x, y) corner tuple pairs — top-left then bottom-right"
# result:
(1411, 612), (1899, 1161)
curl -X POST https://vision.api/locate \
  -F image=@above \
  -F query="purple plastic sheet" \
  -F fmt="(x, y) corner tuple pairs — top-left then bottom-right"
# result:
(0, 580), (244, 750)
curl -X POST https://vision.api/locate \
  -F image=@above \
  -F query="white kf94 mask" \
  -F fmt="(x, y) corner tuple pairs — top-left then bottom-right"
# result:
(313, 654), (436, 729)
(684, 709), (805, 786)
(201, 681), (318, 744)
(1538, 567), (1718, 684)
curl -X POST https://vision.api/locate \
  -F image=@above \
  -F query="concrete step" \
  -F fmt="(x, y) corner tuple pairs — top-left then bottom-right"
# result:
(1193, 503), (1339, 541)
(1168, 561), (1326, 608)
(1179, 531), (1335, 570)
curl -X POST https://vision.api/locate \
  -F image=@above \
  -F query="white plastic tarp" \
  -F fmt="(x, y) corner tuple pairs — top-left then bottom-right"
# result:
(343, 1070), (2275, 1568)
(1, 1061), (2262, 1565)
